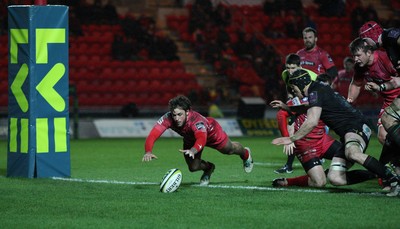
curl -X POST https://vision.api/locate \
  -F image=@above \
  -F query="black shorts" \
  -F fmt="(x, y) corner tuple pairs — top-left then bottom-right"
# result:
(301, 141), (342, 172)
(339, 123), (371, 153)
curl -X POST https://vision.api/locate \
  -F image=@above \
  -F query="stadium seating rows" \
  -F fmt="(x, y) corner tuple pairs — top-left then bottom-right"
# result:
(166, 4), (358, 102)
(0, 3), (385, 109)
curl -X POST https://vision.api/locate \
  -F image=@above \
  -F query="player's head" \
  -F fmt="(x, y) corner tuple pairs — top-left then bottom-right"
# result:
(349, 37), (374, 67)
(288, 69), (312, 98)
(285, 53), (301, 75)
(359, 21), (383, 46)
(169, 95), (191, 127)
(343, 57), (355, 72)
(316, 73), (331, 84)
(302, 27), (317, 50)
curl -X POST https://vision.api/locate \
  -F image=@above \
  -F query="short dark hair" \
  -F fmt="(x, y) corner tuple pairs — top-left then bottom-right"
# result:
(343, 56), (354, 65)
(316, 73), (330, 83)
(349, 37), (374, 55)
(285, 53), (301, 66)
(303, 27), (317, 37)
(169, 95), (192, 112)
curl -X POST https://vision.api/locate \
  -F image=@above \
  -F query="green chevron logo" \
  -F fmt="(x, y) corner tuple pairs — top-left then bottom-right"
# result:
(10, 63), (29, 112)
(36, 63), (66, 112)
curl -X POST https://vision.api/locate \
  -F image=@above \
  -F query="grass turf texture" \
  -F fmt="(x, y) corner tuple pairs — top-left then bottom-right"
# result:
(0, 136), (399, 228)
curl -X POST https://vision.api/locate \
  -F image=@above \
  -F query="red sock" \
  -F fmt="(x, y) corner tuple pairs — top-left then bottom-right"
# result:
(240, 149), (249, 160)
(287, 175), (309, 187)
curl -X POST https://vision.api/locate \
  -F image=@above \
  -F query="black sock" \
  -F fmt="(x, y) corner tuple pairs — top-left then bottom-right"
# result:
(346, 170), (377, 185)
(363, 155), (393, 180)
(286, 154), (295, 169)
(379, 139), (395, 164)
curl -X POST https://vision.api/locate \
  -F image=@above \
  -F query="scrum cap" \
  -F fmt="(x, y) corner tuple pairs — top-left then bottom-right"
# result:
(288, 69), (311, 91)
(359, 21), (383, 44)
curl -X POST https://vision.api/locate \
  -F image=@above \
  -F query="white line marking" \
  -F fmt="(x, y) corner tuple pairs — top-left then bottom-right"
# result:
(51, 177), (385, 197)
(51, 177), (158, 185)
(197, 184), (327, 193)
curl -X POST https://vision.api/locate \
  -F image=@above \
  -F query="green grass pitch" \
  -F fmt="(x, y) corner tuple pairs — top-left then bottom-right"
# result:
(0, 136), (399, 228)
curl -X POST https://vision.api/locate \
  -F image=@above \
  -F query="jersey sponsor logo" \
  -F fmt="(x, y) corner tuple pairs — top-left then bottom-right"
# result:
(388, 29), (400, 38)
(195, 122), (205, 130)
(362, 124), (372, 140)
(301, 60), (315, 66)
(309, 91), (318, 104)
(157, 116), (164, 125)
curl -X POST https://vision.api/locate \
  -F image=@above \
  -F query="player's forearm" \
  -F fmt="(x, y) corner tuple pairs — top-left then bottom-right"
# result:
(289, 119), (315, 142)
(144, 126), (164, 152)
(381, 77), (400, 91)
(347, 83), (361, 102)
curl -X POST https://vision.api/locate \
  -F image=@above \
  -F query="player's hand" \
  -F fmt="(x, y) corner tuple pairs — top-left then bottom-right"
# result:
(283, 142), (296, 156)
(272, 137), (293, 146)
(269, 100), (284, 108)
(142, 152), (157, 162)
(347, 97), (353, 103)
(270, 100), (290, 112)
(179, 149), (195, 159)
(365, 82), (379, 92)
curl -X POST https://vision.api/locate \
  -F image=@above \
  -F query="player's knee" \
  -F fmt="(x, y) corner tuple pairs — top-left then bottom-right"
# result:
(309, 177), (326, 188)
(344, 140), (364, 162)
(328, 173), (347, 186)
(187, 162), (201, 172)
(327, 164), (347, 186)
(378, 132), (386, 145)
(329, 175), (347, 186)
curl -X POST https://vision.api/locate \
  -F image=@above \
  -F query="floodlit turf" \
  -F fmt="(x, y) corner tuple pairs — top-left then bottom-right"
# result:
(0, 136), (399, 228)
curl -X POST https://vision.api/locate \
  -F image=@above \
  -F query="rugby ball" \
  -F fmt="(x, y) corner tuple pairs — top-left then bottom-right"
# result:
(160, 168), (182, 193)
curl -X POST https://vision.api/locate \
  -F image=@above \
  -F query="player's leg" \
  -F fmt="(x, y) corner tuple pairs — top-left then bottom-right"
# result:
(377, 123), (387, 145)
(274, 154), (294, 174)
(208, 119), (250, 160)
(326, 136), (377, 186)
(182, 144), (215, 185)
(344, 131), (400, 195)
(183, 149), (210, 172)
(273, 142), (326, 187)
(382, 99), (400, 146)
(273, 158), (325, 187)
(304, 159), (326, 187)
(219, 140), (253, 173)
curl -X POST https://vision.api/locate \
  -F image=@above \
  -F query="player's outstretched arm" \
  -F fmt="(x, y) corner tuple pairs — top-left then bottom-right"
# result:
(272, 137), (292, 145)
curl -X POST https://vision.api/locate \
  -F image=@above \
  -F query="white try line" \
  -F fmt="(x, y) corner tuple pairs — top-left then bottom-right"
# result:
(51, 177), (385, 197)
(51, 177), (159, 185)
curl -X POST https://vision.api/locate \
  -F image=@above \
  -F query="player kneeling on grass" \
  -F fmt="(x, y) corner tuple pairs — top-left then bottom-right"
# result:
(271, 70), (400, 196)
(142, 95), (253, 186)
(270, 98), (376, 188)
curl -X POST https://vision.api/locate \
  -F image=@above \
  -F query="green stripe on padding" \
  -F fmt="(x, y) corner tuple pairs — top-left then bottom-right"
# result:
(10, 29), (28, 64)
(20, 118), (28, 153)
(36, 118), (49, 153)
(9, 118), (18, 152)
(36, 28), (65, 64)
(54, 117), (67, 152)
